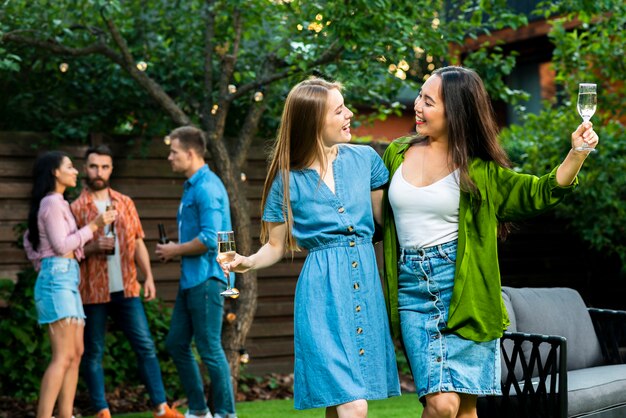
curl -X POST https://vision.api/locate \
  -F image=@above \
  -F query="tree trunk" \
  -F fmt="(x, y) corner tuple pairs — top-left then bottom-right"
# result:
(217, 157), (258, 391)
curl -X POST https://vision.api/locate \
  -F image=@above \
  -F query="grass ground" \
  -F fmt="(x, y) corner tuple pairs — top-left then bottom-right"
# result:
(101, 394), (422, 417)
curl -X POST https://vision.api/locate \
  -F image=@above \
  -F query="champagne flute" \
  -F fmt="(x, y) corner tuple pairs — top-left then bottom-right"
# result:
(576, 83), (597, 152)
(217, 231), (239, 297)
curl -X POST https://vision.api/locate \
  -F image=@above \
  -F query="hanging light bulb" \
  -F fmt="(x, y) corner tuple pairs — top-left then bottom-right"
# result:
(254, 91), (264, 102)
(226, 312), (237, 323)
(240, 172), (247, 182)
(239, 348), (250, 364)
(228, 84), (237, 94)
(59, 63), (69, 73)
(136, 61), (148, 71)
(164, 135), (171, 145)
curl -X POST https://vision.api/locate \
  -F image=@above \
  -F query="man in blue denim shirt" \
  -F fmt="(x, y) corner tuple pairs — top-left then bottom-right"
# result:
(156, 126), (237, 418)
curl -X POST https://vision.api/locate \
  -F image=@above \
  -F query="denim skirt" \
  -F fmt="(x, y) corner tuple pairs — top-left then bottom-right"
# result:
(398, 240), (501, 400)
(34, 257), (85, 325)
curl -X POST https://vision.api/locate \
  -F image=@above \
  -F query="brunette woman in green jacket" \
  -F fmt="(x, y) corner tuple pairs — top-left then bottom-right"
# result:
(381, 66), (598, 418)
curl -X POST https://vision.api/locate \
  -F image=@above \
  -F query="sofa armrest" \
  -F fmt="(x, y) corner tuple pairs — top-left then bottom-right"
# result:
(499, 331), (568, 418)
(588, 308), (626, 365)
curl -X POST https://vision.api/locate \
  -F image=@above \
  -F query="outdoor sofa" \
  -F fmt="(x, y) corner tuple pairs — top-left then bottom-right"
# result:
(477, 286), (626, 418)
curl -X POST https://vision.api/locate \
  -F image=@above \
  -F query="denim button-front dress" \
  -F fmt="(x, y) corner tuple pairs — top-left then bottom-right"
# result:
(398, 240), (502, 400)
(263, 144), (400, 410)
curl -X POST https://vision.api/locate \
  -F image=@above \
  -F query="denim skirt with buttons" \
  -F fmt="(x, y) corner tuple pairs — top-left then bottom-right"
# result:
(398, 240), (501, 400)
(34, 257), (85, 325)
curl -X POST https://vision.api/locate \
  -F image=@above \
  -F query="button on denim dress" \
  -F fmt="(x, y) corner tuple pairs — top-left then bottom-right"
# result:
(263, 144), (400, 409)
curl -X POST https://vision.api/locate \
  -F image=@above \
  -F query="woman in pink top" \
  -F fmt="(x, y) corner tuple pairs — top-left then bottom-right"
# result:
(24, 151), (116, 418)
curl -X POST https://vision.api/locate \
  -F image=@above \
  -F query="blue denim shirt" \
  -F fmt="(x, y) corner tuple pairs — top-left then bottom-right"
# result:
(178, 165), (233, 289)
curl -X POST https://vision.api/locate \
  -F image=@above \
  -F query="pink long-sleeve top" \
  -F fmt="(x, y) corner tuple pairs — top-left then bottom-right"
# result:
(24, 193), (93, 270)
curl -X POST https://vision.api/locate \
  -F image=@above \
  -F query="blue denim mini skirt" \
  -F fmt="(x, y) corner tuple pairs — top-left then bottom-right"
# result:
(34, 257), (85, 325)
(397, 240), (501, 400)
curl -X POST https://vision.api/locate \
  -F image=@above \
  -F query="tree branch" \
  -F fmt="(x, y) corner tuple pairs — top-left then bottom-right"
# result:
(101, 15), (191, 126)
(202, 0), (216, 132)
(230, 41), (343, 101)
(2, 31), (123, 64)
(212, 8), (244, 142)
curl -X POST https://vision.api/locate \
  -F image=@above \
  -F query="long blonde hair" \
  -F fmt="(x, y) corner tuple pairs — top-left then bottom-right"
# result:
(260, 77), (343, 251)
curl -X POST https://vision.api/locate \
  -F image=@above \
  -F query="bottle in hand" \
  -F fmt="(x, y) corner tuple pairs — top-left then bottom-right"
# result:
(105, 204), (116, 255)
(157, 223), (169, 244)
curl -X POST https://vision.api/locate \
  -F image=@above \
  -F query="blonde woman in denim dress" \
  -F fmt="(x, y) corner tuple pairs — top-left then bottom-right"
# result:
(24, 151), (116, 418)
(224, 78), (400, 418)
(381, 66), (598, 418)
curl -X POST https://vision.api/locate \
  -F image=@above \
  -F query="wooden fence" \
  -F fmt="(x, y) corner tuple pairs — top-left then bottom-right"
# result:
(0, 132), (623, 375)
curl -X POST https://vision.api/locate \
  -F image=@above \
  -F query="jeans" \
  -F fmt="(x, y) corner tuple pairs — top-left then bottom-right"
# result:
(398, 241), (501, 399)
(166, 278), (235, 416)
(82, 293), (167, 411)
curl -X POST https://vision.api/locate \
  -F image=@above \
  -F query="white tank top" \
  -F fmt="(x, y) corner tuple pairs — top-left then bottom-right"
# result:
(388, 163), (460, 248)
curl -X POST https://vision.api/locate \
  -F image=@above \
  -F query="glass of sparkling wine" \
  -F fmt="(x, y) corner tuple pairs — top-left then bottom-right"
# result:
(217, 231), (239, 297)
(576, 83), (597, 152)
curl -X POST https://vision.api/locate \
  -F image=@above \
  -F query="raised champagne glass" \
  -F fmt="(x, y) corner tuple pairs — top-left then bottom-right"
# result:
(217, 231), (239, 297)
(576, 83), (597, 152)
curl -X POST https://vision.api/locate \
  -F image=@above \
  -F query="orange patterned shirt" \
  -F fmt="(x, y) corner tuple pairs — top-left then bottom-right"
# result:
(70, 188), (144, 304)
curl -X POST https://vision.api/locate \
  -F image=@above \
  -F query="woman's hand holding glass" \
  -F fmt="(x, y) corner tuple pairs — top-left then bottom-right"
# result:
(218, 252), (253, 282)
(571, 122), (599, 153)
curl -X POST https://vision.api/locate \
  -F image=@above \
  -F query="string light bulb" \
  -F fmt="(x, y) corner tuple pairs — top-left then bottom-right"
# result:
(239, 349), (250, 364)
(164, 135), (171, 145)
(254, 91), (264, 102)
(228, 84), (237, 94)
(211, 104), (219, 115)
(136, 61), (148, 71)
(59, 63), (69, 73)
(240, 172), (247, 182)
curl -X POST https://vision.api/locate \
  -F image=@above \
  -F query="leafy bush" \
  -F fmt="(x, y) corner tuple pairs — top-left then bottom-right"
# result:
(500, 107), (626, 267)
(0, 269), (47, 400)
(0, 268), (184, 401)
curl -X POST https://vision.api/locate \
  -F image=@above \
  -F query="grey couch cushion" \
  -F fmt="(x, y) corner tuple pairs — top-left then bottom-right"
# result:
(502, 287), (604, 372)
(506, 364), (626, 417)
(567, 364), (626, 417)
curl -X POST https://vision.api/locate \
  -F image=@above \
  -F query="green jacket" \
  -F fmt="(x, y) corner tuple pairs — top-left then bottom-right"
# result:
(382, 138), (578, 342)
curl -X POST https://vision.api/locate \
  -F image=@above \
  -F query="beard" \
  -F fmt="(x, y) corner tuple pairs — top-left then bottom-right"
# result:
(86, 177), (109, 191)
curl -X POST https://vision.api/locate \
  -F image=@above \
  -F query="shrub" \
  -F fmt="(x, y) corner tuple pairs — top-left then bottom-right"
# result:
(0, 268), (184, 401)
(500, 107), (626, 268)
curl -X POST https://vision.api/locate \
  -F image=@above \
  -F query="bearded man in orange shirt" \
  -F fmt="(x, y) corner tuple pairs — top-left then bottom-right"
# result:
(71, 145), (182, 418)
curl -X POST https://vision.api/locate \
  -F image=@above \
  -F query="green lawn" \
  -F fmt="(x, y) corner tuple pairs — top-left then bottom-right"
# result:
(102, 394), (422, 417)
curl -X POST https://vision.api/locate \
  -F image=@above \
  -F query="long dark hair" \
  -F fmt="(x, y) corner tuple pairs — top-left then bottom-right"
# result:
(27, 151), (68, 250)
(260, 77), (343, 251)
(410, 66), (512, 237)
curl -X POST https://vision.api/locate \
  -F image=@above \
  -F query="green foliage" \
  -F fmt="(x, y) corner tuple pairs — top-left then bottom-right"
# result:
(0, 269), (50, 401)
(0, 266), (183, 401)
(0, 0), (528, 142)
(501, 108), (626, 267)
(499, 0), (626, 268)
